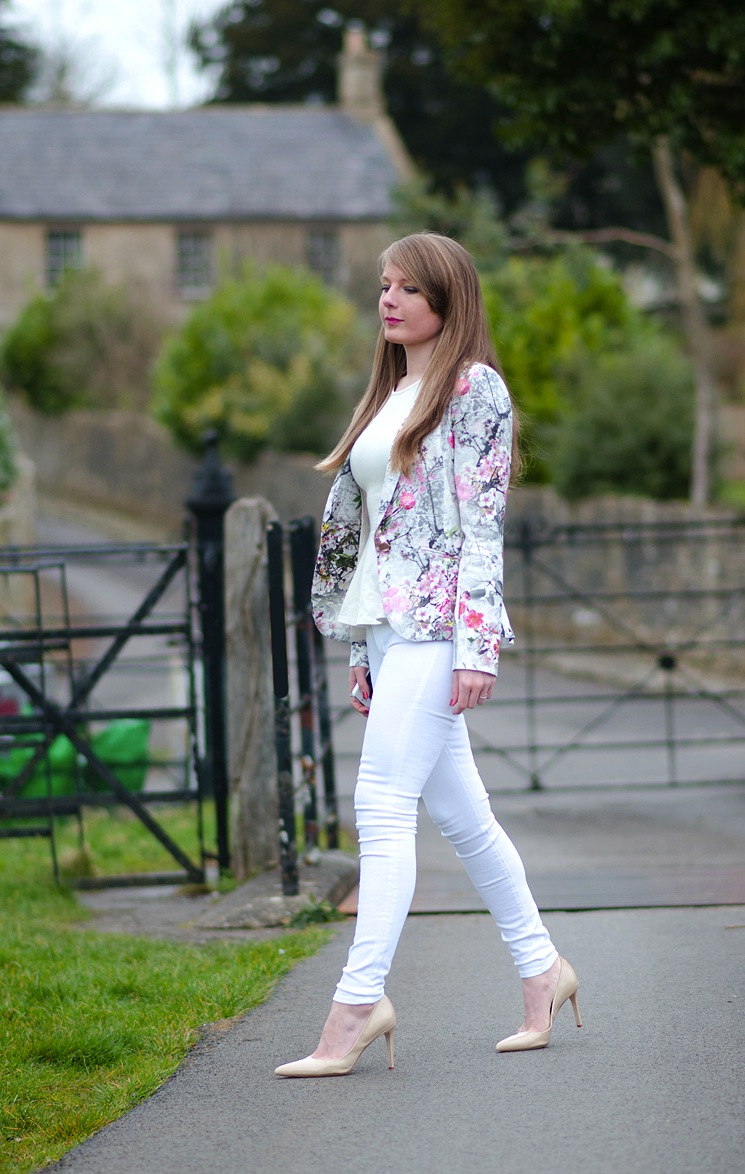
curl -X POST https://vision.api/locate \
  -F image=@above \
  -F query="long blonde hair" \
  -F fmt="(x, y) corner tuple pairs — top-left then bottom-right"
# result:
(317, 232), (520, 480)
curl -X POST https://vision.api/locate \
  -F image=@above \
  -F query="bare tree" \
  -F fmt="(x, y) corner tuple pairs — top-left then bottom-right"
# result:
(26, 33), (118, 106)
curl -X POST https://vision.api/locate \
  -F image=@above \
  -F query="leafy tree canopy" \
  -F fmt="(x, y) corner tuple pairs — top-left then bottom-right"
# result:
(413, 0), (745, 197)
(191, 1), (668, 231)
(0, 0), (38, 101)
(190, 0), (530, 211)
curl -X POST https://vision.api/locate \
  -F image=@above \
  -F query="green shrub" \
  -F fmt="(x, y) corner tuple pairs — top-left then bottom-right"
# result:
(481, 249), (648, 480)
(0, 386), (17, 494)
(0, 270), (166, 413)
(153, 262), (366, 461)
(0, 292), (68, 412)
(550, 333), (695, 500)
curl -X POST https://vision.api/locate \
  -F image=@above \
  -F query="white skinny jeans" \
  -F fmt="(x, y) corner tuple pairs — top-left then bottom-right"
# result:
(334, 622), (558, 1005)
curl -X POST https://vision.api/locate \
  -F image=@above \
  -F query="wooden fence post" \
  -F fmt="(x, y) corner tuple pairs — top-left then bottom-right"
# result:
(224, 497), (278, 879)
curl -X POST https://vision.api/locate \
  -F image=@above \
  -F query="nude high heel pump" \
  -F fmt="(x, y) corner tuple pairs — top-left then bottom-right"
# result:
(496, 958), (582, 1053)
(274, 996), (396, 1077)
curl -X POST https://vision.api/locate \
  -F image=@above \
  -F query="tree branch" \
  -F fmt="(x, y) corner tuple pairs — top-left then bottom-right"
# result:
(509, 226), (677, 259)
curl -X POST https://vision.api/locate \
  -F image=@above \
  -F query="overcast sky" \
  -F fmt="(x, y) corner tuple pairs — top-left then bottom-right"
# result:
(8, 0), (226, 107)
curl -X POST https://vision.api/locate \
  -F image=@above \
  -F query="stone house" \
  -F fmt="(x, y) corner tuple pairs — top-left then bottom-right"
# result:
(0, 29), (413, 330)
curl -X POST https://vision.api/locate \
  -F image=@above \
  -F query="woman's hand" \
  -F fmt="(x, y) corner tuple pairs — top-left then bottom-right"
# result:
(349, 666), (372, 716)
(450, 669), (495, 715)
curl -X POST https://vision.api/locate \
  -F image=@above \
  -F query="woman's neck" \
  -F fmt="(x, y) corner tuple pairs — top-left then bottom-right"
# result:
(398, 340), (438, 390)
(395, 374), (422, 393)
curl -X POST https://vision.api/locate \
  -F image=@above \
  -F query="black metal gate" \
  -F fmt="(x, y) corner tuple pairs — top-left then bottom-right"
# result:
(0, 539), (207, 886)
(474, 515), (745, 792)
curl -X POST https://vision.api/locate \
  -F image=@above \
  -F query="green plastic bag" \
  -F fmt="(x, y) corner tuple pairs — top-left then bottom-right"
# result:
(87, 720), (151, 792)
(0, 733), (77, 798)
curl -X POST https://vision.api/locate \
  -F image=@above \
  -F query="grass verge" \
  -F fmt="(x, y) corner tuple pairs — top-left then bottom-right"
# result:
(53, 801), (215, 881)
(0, 823), (333, 1173)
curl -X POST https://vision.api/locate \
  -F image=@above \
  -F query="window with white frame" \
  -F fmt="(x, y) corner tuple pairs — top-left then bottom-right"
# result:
(45, 229), (83, 288)
(307, 228), (340, 286)
(176, 229), (213, 297)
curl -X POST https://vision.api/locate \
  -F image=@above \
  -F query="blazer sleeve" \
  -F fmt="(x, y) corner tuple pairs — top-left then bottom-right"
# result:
(449, 363), (514, 674)
(311, 459), (369, 668)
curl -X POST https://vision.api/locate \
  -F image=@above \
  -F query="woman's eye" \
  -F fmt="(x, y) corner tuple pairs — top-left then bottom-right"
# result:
(404, 286), (419, 294)
(380, 285), (390, 292)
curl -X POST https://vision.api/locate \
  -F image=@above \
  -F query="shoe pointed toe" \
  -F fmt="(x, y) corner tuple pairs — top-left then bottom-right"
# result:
(496, 1028), (550, 1052)
(274, 996), (396, 1078)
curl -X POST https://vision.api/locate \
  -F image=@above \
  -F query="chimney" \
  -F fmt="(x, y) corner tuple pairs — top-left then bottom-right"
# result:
(338, 24), (384, 121)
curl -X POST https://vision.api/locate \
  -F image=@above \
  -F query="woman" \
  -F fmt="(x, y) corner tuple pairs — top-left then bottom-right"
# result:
(275, 232), (581, 1078)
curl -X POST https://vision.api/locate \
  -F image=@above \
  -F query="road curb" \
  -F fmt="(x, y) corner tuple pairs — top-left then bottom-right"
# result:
(195, 850), (359, 930)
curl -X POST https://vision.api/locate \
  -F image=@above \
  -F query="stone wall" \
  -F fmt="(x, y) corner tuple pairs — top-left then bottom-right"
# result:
(8, 399), (331, 535)
(504, 485), (745, 678)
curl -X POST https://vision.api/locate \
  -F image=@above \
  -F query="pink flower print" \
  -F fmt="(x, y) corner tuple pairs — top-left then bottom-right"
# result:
(465, 610), (484, 629)
(448, 432), (455, 449)
(492, 448), (510, 486)
(478, 451), (497, 479)
(455, 474), (475, 502)
(421, 567), (448, 595)
(400, 490), (416, 510)
(456, 377), (470, 396)
(480, 489), (498, 519)
(382, 584), (410, 613)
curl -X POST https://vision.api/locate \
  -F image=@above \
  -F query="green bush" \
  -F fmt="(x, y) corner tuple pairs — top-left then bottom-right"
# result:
(1, 292), (68, 412)
(0, 385), (17, 494)
(550, 333), (694, 499)
(0, 270), (166, 413)
(481, 249), (648, 479)
(153, 262), (366, 461)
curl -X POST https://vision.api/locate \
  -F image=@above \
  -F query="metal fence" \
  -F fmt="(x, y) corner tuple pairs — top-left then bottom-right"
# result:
(474, 515), (745, 792)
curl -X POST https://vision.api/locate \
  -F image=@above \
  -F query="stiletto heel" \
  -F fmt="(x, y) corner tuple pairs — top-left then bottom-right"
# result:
(496, 958), (582, 1052)
(569, 989), (583, 1028)
(275, 996), (397, 1077)
(385, 1026), (395, 1069)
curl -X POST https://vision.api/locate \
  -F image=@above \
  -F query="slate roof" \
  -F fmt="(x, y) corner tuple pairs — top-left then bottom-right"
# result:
(0, 106), (402, 221)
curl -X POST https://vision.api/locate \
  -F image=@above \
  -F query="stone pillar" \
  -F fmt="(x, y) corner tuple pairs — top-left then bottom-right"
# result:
(225, 496), (279, 879)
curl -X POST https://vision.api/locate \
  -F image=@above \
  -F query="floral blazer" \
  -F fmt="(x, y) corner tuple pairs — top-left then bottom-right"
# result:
(311, 362), (515, 675)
